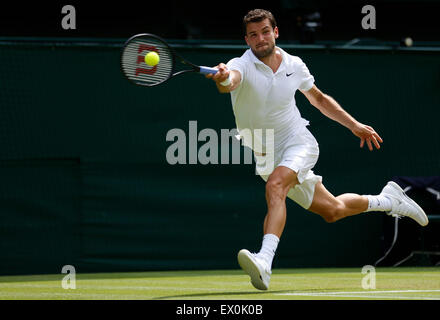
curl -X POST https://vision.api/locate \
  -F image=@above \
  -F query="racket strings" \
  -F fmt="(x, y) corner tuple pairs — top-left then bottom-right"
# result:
(121, 37), (173, 86)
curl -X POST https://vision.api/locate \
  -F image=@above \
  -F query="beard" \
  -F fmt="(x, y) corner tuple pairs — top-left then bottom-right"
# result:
(251, 42), (275, 59)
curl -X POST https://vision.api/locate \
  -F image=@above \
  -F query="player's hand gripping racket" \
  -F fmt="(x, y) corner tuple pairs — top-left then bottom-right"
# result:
(120, 33), (218, 87)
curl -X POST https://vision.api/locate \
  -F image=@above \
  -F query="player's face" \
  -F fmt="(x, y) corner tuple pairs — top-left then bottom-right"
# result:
(245, 19), (279, 59)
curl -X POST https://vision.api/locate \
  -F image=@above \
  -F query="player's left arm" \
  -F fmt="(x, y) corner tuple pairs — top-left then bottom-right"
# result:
(301, 85), (383, 151)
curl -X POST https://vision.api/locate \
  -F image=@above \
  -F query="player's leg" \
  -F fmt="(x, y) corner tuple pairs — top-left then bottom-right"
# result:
(307, 182), (370, 222)
(263, 165), (299, 237)
(308, 181), (429, 226)
(256, 165), (299, 267)
(237, 165), (298, 290)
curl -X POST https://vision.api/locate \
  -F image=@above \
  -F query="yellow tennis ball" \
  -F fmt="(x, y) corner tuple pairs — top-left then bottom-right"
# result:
(145, 51), (160, 66)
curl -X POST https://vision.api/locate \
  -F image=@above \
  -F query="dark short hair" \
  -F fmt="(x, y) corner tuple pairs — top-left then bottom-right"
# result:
(243, 9), (277, 35)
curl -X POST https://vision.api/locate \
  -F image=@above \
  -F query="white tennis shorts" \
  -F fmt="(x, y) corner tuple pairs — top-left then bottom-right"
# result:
(255, 127), (322, 209)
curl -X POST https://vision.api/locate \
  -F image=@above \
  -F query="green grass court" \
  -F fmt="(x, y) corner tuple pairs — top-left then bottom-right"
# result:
(1, 267), (439, 300)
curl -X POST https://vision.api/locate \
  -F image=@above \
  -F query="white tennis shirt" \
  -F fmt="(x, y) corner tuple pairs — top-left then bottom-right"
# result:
(226, 47), (315, 153)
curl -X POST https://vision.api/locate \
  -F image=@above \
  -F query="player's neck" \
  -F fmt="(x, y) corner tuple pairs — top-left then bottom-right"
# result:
(260, 47), (283, 73)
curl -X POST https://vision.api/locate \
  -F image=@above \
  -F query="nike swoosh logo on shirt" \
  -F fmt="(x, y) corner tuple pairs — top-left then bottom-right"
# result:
(286, 72), (294, 77)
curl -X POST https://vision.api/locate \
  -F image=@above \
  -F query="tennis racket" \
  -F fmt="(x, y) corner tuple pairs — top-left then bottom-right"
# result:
(120, 33), (219, 87)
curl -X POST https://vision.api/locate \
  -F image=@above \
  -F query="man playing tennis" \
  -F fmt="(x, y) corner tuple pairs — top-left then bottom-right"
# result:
(206, 9), (429, 290)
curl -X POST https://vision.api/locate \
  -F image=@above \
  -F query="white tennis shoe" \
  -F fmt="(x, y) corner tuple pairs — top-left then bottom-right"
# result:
(237, 249), (271, 290)
(380, 181), (429, 226)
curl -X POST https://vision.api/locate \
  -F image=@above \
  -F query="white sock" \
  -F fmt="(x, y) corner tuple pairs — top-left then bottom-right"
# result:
(255, 233), (279, 270)
(365, 194), (392, 212)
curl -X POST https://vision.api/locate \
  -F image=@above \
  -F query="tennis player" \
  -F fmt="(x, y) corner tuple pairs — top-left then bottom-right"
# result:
(206, 9), (429, 290)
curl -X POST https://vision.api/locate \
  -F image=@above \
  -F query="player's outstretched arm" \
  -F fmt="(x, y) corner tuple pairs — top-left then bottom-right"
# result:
(205, 63), (241, 93)
(301, 85), (383, 151)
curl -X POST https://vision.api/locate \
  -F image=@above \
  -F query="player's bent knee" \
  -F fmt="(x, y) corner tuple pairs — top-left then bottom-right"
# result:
(323, 213), (337, 223)
(319, 202), (345, 223)
(266, 178), (283, 193)
(265, 179), (288, 201)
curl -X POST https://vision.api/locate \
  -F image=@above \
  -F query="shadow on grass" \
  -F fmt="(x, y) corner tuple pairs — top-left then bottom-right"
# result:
(152, 286), (354, 300)
(153, 289), (294, 300)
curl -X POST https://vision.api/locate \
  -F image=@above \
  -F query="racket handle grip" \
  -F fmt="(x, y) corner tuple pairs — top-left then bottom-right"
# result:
(199, 66), (219, 75)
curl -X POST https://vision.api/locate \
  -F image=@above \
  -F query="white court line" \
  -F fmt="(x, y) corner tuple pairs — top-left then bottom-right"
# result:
(278, 289), (440, 295)
(277, 289), (440, 300)
(281, 294), (439, 300)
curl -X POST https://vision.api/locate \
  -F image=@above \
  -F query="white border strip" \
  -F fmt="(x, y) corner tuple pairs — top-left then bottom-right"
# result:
(277, 289), (440, 300)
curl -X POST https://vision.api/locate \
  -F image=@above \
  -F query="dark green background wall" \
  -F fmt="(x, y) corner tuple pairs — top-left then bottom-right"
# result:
(1, 40), (439, 275)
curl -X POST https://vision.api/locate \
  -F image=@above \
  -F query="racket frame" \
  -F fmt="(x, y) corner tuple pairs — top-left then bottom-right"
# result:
(120, 33), (216, 87)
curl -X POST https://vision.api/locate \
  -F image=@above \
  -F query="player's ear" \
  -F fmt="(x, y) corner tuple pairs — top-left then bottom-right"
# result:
(274, 27), (279, 39)
(245, 35), (250, 46)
